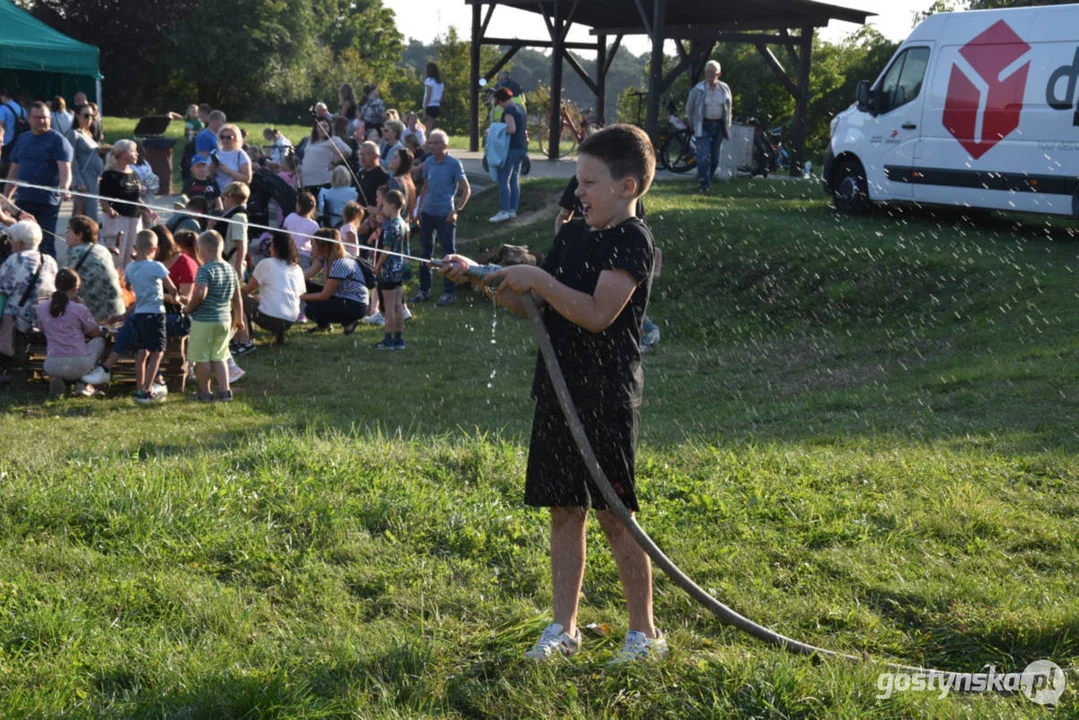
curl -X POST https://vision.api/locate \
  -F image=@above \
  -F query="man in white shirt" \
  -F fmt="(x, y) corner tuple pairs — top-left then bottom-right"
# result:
(685, 60), (733, 195)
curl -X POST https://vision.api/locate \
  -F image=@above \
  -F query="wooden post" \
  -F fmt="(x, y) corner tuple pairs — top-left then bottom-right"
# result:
(548, 0), (564, 160)
(596, 34), (607, 124)
(790, 26), (813, 176)
(645, 0), (666, 141)
(470, 3), (482, 153)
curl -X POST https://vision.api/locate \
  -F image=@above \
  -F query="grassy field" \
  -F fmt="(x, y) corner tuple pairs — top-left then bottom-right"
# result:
(2, 177), (1078, 717)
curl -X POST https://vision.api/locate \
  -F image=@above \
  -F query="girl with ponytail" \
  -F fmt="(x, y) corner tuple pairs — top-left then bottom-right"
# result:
(49, 268), (78, 318)
(36, 268), (106, 396)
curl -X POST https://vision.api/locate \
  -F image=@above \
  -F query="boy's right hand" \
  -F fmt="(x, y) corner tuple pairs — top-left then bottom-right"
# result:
(440, 254), (478, 285)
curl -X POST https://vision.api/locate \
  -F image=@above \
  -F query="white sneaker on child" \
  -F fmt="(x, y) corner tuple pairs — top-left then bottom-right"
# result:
(80, 365), (111, 385)
(228, 362), (246, 385)
(524, 623), (581, 661)
(363, 312), (385, 326)
(607, 630), (668, 667)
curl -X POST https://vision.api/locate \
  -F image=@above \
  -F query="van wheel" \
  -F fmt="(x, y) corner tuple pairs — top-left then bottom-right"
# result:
(832, 159), (870, 214)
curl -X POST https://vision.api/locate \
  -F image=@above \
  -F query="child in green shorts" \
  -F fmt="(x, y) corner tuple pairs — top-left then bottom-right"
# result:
(183, 230), (241, 401)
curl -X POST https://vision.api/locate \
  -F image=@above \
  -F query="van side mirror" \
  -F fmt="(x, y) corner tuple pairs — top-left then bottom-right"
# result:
(856, 81), (871, 113)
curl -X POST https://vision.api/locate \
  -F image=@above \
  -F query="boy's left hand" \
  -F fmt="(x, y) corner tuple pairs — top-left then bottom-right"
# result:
(488, 265), (545, 295)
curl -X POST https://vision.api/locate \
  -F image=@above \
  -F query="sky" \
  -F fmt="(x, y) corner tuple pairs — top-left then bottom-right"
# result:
(384, 0), (941, 56)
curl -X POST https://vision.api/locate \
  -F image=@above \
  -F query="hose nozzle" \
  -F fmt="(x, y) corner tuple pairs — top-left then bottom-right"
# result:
(430, 259), (503, 286)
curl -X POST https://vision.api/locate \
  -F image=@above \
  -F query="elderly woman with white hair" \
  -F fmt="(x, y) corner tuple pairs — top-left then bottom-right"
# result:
(685, 59), (733, 195)
(99, 139), (156, 269)
(0, 221), (58, 366)
(317, 165), (358, 228)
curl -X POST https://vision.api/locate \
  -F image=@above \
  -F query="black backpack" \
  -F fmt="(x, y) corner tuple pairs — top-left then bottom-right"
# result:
(0, 102), (29, 161)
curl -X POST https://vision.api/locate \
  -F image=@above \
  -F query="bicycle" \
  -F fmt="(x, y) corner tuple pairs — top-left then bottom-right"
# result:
(626, 90), (696, 174)
(657, 99), (696, 174)
(537, 101), (603, 159)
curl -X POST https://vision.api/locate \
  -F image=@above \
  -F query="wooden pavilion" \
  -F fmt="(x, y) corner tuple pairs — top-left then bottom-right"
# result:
(467, 0), (874, 173)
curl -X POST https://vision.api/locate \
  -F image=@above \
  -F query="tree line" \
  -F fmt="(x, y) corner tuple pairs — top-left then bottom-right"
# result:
(12, 0), (1065, 161)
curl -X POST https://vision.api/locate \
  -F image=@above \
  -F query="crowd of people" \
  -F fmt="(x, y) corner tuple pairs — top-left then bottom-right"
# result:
(1, 59), (676, 666)
(0, 62), (669, 404)
(0, 65), (479, 401)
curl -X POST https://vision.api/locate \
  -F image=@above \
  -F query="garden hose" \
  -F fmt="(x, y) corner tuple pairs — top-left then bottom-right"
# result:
(461, 270), (933, 675)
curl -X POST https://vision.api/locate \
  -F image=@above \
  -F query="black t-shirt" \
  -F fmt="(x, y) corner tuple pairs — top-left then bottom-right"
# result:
(355, 164), (390, 207)
(559, 176), (646, 220)
(98, 169), (142, 217)
(183, 176), (221, 204)
(531, 217), (655, 409)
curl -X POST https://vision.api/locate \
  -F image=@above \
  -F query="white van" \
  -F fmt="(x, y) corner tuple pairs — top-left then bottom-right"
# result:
(824, 5), (1079, 217)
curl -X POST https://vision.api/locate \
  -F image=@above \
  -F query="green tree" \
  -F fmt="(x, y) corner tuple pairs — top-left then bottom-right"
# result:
(23, 0), (199, 115)
(167, 0), (317, 114)
(915, 0), (1072, 22)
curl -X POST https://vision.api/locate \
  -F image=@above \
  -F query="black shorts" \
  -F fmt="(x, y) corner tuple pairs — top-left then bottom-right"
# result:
(425, 105), (441, 119)
(378, 280), (402, 291)
(131, 313), (167, 352)
(525, 399), (640, 512)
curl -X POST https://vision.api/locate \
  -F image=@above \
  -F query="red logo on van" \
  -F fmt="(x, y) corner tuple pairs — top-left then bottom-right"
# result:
(943, 20), (1031, 160)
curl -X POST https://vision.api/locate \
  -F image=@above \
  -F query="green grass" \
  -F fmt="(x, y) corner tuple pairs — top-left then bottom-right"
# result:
(2, 179), (1078, 717)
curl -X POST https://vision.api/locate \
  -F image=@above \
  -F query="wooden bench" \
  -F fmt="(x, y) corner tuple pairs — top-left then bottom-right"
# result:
(21, 330), (189, 394)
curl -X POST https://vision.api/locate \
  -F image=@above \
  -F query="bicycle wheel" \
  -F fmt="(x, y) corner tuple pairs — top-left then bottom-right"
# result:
(661, 130), (696, 174)
(539, 125), (579, 159)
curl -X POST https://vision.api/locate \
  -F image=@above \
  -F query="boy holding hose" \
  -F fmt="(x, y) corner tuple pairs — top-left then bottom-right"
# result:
(443, 124), (664, 665)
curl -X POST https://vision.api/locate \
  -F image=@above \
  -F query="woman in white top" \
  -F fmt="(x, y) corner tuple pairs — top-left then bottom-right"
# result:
(211, 123), (253, 189)
(403, 111), (426, 147)
(299, 118), (350, 194)
(262, 127), (293, 167)
(423, 62), (445, 136)
(243, 231), (306, 345)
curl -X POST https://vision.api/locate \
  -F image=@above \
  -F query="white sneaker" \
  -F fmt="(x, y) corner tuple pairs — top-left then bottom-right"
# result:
(363, 312), (385, 326)
(524, 623), (581, 661)
(507, 210), (517, 219)
(489, 211), (510, 223)
(403, 306), (412, 321)
(80, 365), (111, 385)
(607, 630), (668, 667)
(229, 364), (246, 384)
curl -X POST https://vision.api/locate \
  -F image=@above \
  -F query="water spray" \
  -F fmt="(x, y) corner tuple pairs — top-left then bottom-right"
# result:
(444, 258), (945, 675)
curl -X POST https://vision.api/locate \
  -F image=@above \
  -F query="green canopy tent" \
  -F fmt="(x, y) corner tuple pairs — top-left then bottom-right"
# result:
(0, 0), (102, 108)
